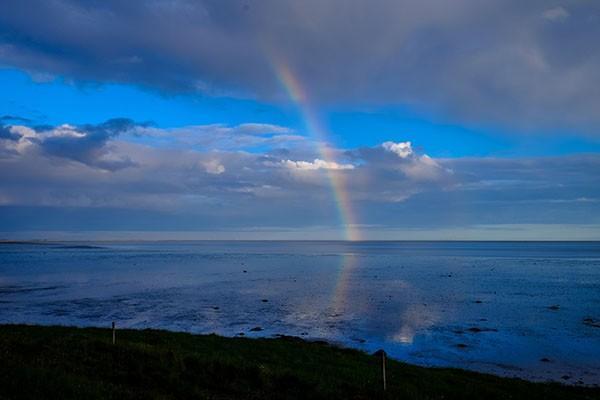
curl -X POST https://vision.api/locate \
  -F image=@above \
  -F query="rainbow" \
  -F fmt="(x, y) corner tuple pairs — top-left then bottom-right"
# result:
(270, 56), (361, 241)
(269, 55), (361, 314)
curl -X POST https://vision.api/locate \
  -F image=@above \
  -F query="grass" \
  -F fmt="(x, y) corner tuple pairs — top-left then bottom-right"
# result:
(0, 324), (598, 400)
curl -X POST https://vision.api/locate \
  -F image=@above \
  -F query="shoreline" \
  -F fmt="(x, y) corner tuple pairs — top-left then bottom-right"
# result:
(2, 320), (596, 387)
(3, 239), (600, 244)
(1, 323), (598, 399)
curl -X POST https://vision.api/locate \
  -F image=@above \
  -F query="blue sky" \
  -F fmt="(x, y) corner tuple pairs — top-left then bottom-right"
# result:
(3, 68), (600, 158)
(1, 0), (600, 240)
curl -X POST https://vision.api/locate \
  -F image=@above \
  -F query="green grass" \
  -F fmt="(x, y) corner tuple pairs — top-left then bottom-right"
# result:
(0, 324), (598, 400)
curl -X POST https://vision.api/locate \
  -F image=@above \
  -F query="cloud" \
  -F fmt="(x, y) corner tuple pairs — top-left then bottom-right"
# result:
(1, 1), (600, 131)
(140, 123), (305, 151)
(0, 115), (33, 141)
(0, 125), (19, 141)
(401, 154), (444, 181)
(3, 118), (140, 170)
(280, 158), (355, 171)
(0, 115), (31, 123)
(352, 140), (446, 184)
(382, 141), (413, 158)
(542, 7), (569, 21)
(234, 123), (294, 136)
(203, 159), (225, 175)
(1, 117), (600, 236)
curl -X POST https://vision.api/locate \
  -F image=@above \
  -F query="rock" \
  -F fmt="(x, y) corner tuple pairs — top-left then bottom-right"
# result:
(243, 270), (247, 273)
(261, 299), (268, 303)
(249, 326), (263, 332)
(583, 317), (600, 328)
(540, 358), (551, 363)
(474, 300), (483, 304)
(455, 343), (468, 349)
(467, 327), (498, 333)
(212, 306), (220, 310)
(548, 305), (560, 311)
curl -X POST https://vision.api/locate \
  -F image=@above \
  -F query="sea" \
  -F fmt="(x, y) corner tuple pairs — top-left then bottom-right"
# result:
(1, 241), (599, 385)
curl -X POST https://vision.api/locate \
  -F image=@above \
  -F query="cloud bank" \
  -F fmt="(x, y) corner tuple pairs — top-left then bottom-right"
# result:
(1, 118), (599, 237)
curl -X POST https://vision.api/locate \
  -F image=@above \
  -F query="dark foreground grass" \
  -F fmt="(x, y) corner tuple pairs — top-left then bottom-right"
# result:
(0, 324), (598, 400)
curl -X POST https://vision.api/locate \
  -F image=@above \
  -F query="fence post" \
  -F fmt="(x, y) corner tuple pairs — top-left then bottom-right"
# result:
(382, 350), (387, 392)
(374, 349), (387, 392)
(112, 321), (116, 345)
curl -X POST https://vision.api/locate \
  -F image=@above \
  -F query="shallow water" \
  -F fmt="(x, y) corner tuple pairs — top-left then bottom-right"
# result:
(1, 241), (599, 385)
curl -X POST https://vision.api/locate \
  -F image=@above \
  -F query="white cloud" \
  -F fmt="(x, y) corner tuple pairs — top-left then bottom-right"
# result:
(281, 158), (355, 171)
(7, 125), (38, 154)
(203, 159), (225, 175)
(382, 141), (413, 158)
(9, 125), (37, 139)
(50, 124), (86, 138)
(2, 120), (137, 170)
(378, 141), (444, 180)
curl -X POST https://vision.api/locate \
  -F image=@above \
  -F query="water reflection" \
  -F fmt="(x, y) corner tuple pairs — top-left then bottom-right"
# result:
(0, 241), (599, 384)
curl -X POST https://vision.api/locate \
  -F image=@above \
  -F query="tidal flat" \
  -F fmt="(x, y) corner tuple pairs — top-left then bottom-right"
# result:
(1, 241), (599, 385)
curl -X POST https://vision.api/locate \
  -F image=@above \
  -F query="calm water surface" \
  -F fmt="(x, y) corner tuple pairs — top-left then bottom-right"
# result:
(1, 241), (599, 385)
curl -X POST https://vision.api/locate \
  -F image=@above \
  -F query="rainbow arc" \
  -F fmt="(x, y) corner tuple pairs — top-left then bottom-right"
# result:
(270, 56), (361, 241)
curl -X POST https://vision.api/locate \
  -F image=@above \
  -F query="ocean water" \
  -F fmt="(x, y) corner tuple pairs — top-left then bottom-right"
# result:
(1, 241), (599, 385)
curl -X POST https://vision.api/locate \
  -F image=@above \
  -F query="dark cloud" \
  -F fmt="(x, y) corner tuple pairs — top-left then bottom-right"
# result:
(0, 116), (31, 141)
(0, 125), (19, 141)
(37, 118), (140, 170)
(0, 115), (31, 123)
(2, 118), (141, 170)
(1, 1), (600, 131)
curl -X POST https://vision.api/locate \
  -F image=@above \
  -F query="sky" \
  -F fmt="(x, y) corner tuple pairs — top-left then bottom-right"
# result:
(1, 0), (600, 240)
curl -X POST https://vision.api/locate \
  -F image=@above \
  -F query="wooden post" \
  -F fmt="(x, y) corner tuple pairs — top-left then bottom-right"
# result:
(382, 350), (387, 392)
(374, 349), (387, 393)
(112, 321), (116, 345)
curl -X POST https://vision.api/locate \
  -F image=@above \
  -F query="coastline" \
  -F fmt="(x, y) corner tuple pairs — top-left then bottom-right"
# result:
(1, 324), (598, 399)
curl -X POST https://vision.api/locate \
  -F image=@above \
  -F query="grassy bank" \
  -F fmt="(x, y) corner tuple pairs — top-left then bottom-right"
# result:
(0, 324), (597, 400)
